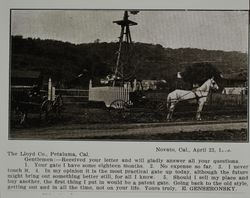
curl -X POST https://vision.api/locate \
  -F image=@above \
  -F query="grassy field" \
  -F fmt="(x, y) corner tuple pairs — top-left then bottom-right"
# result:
(92, 129), (247, 142)
(11, 102), (247, 127)
(9, 101), (248, 142)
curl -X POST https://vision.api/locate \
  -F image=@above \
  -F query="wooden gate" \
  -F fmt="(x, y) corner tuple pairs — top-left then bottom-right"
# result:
(88, 80), (132, 107)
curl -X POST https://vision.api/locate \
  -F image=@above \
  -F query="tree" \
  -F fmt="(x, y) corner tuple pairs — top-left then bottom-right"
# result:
(181, 62), (221, 86)
(94, 38), (100, 43)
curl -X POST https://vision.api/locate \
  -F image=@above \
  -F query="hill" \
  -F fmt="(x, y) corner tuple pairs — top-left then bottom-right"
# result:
(11, 35), (247, 88)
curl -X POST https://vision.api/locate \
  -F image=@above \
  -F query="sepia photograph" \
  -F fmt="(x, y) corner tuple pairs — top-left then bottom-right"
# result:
(9, 9), (248, 141)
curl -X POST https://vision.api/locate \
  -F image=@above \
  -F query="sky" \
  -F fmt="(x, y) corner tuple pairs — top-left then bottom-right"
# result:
(11, 10), (249, 52)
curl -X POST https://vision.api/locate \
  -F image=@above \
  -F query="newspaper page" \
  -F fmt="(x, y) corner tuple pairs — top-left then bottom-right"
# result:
(0, 0), (249, 198)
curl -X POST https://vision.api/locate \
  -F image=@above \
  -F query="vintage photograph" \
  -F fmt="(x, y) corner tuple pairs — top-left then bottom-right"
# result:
(9, 10), (248, 141)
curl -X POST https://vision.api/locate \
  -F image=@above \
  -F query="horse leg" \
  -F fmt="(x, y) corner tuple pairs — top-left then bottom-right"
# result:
(196, 100), (205, 121)
(167, 102), (175, 121)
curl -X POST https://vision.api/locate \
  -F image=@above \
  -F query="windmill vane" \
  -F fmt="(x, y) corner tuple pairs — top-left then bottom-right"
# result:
(130, 10), (140, 15)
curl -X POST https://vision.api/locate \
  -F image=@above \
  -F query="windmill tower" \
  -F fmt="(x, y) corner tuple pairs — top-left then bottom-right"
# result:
(112, 11), (138, 86)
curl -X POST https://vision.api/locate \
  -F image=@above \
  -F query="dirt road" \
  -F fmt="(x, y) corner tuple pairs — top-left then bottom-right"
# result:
(10, 119), (247, 141)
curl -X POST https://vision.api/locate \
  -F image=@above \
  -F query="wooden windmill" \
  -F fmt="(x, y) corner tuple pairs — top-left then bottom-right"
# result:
(112, 10), (139, 86)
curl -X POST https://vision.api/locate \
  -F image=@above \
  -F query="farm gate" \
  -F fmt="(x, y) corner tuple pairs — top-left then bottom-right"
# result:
(88, 80), (132, 107)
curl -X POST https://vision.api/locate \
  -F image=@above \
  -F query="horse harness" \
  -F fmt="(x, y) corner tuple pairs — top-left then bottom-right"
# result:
(170, 90), (209, 103)
(192, 90), (208, 101)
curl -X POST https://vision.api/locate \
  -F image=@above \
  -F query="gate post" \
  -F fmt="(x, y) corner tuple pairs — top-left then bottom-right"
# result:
(52, 87), (55, 101)
(89, 80), (92, 89)
(48, 78), (52, 101)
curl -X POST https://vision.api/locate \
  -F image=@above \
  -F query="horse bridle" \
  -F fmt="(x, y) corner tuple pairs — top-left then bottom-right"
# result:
(193, 79), (216, 101)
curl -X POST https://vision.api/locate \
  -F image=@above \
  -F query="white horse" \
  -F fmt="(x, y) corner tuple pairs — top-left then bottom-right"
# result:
(166, 77), (219, 121)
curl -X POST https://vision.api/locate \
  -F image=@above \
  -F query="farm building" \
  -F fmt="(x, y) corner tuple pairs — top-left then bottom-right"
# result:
(141, 80), (167, 90)
(222, 87), (247, 95)
(220, 71), (247, 95)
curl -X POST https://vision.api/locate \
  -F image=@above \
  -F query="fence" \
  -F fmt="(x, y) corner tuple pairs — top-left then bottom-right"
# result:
(209, 93), (247, 106)
(88, 80), (132, 107)
(55, 89), (88, 96)
(54, 88), (88, 104)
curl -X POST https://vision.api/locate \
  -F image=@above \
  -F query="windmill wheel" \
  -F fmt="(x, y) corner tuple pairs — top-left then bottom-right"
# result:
(110, 99), (128, 109)
(109, 99), (130, 120)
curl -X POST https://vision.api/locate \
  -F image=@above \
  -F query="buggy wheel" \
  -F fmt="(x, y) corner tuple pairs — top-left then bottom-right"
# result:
(13, 106), (27, 126)
(109, 99), (130, 120)
(156, 101), (168, 119)
(19, 112), (27, 125)
(40, 108), (48, 122)
(110, 99), (128, 110)
(40, 100), (52, 122)
(53, 95), (64, 118)
(156, 101), (167, 112)
(16, 111), (27, 126)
